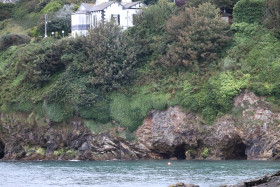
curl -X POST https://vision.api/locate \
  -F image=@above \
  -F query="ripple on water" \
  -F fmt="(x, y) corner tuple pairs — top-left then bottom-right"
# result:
(0, 160), (279, 187)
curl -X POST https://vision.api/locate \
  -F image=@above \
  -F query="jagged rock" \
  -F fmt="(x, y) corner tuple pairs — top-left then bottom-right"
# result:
(136, 107), (203, 159)
(136, 90), (280, 160)
(224, 171), (280, 187)
(0, 115), (149, 161)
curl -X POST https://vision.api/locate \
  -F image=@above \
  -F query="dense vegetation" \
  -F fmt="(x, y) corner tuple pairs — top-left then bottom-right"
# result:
(0, 0), (279, 134)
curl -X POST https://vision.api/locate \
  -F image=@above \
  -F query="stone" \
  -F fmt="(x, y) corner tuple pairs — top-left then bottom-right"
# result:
(169, 183), (199, 187)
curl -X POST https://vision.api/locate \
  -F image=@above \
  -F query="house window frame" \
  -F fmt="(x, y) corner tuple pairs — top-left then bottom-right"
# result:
(111, 14), (120, 25)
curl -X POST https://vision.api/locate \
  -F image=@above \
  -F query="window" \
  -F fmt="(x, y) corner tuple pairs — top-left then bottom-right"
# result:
(111, 14), (120, 25)
(132, 14), (137, 25)
(92, 15), (97, 27)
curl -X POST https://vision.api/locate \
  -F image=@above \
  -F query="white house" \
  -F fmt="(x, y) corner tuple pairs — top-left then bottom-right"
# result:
(0, 0), (17, 3)
(71, 0), (146, 37)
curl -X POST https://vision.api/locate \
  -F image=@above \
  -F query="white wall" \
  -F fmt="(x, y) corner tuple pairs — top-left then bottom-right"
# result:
(71, 13), (90, 37)
(71, 14), (88, 25)
(103, 3), (125, 27)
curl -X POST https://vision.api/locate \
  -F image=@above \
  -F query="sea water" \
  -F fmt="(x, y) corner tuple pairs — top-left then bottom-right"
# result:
(0, 160), (279, 187)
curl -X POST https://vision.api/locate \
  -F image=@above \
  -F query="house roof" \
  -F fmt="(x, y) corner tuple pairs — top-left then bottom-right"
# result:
(0, 0), (17, 3)
(79, 3), (94, 11)
(90, 1), (116, 11)
(122, 1), (143, 9)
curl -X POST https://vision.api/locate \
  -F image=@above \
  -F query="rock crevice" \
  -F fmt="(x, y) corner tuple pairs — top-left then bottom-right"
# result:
(0, 139), (4, 159)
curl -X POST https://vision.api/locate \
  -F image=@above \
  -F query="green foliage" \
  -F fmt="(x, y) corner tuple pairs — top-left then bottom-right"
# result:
(65, 149), (76, 158)
(35, 147), (46, 155)
(53, 148), (66, 156)
(43, 101), (74, 122)
(40, 1), (63, 14)
(128, 0), (177, 62)
(85, 120), (114, 133)
(1, 0), (280, 130)
(177, 71), (249, 122)
(233, 0), (265, 24)
(186, 0), (238, 9)
(229, 22), (280, 98)
(201, 148), (209, 158)
(263, 0), (280, 37)
(0, 34), (31, 50)
(110, 89), (173, 132)
(161, 3), (231, 69)
(28, 26), (41, 37)
(82, 22), (138, 90)
(77, 98), (110, 123)
(0, 3), (15, 21)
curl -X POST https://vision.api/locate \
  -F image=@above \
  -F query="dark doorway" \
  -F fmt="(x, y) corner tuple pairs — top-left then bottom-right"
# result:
(224, 142), (247, 160)
(173, 144), (187, 160)
(0, 139), (4, 159)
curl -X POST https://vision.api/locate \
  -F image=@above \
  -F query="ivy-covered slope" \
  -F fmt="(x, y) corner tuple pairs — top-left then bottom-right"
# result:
(0, 0), (279, 133)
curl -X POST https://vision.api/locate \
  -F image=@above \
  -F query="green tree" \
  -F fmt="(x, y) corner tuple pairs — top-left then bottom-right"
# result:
(0, 3), (14, 21)
(263, 0), (280, 37)
(233, 0), (265, 24)
(80, 21), (138, 90)
(128, 0), (177, 62)
(186, 0), (238, 9)
(162, 3), (231, 69)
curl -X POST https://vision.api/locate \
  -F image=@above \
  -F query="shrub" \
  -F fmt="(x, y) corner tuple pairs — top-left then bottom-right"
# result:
(40, 1), (63, 14)
(263, 0), (280, 37)
(162, 3), (231, 69)
(0, 34), (31, 50)
(186, 0), (238, 9)
(28, 26), (41, 37)
(81, 22), (138, 91)
(0, 3), (14, 21)
(128, 0), (177, 62)
(201, 148), (209, 158)
(233, 0), (265, 24)
(43, 101), (74, 122)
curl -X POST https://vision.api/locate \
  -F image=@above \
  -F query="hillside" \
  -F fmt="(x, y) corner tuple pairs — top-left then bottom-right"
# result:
(0, 0), (280, 160)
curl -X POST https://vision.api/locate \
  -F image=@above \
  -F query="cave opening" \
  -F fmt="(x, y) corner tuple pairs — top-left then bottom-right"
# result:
(0, 139), (4, 159)
(225, 142), (247, 160)
(172, 144), (187, 160)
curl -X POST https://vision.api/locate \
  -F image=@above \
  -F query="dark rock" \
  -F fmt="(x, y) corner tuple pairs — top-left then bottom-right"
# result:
(224, 171), (280, 187)
(136, 91), (280, 160)
(169, 183), (199, 187)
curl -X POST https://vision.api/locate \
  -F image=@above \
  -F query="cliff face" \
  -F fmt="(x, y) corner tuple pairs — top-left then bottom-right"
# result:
(0, 91), (280, 161)
(0, 114), (149, 161)
(136, 91), (280, 160)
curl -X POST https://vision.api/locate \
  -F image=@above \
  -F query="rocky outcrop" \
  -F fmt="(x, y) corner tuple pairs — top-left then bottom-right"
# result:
(0, 90), (280, 161)
(136, 90), (280, 160)
(224, 171), (280, 187)
(0, 114), (149, 161)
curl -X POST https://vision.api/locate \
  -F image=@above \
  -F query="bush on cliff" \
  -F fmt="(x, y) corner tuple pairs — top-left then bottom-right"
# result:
(0, 34), (31, 50)
(160, 3), (231, 70)
(263, 0), (280, 37)
(233, 0), (265, 24)
(1, 0), (280, 131)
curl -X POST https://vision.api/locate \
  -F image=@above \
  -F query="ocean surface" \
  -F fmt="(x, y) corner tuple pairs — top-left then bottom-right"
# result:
(0, 160), (279, 187)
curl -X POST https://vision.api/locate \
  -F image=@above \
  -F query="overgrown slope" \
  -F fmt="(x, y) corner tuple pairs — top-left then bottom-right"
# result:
(0, 0), (279, 134)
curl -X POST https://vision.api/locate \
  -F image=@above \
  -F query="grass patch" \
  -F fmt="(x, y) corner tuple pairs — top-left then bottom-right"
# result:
(85, 120), (114, 133)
